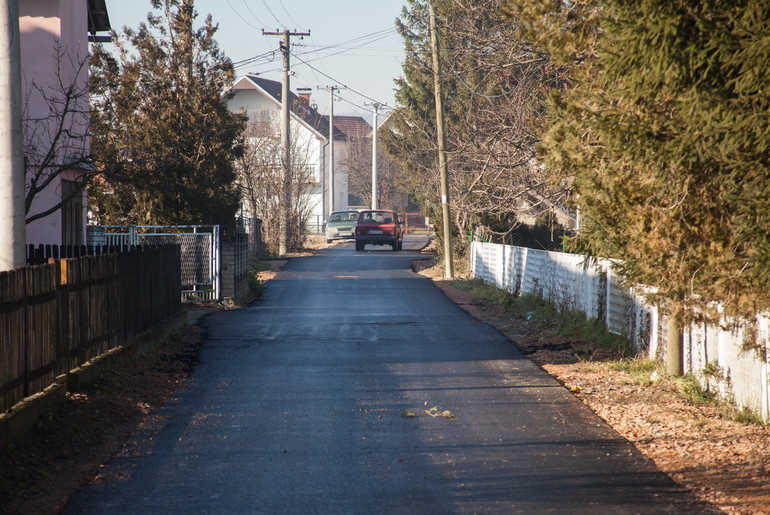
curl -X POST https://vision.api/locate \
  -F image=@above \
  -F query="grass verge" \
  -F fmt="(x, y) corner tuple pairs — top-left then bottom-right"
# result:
(447, 278), (633, 357)
(446, 277), (768, 426)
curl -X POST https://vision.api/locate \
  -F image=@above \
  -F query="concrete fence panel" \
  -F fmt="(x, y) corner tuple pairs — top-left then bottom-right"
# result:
(470, 241), (770, 422)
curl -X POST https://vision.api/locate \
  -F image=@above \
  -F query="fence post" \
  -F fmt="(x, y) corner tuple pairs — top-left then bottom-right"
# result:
(213, 225), (220, 300)
(666, 305), (684, 376)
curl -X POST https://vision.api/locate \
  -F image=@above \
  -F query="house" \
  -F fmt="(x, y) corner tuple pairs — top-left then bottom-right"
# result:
(227, 75), (370, 230)
(19, 0), (111, 246)
(329, 115), (372, 140)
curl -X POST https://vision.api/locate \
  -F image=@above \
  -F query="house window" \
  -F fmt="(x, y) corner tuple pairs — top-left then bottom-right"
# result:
(61, 179), (83, 246)
(298, 164), (318, 184)
(247, 110), (276, 137)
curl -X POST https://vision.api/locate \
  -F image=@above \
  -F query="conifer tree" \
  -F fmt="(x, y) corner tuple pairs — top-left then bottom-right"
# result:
(89, 0), (245, 227)
(503, 0), (770, 317)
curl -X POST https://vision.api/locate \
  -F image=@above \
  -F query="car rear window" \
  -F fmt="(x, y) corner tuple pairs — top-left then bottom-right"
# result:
(329, 212), (359, 222)
(358, 211), (396, 223)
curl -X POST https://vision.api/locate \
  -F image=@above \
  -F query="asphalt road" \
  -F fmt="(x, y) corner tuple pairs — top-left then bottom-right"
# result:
(65, 235), (710, 514)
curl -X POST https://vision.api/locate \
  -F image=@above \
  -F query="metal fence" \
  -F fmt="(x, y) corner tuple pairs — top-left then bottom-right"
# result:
(470, 240), (770, 422)
(95, 226), (220, 303)
(402, 213), (430, 233)
(306, 215), (324, 234)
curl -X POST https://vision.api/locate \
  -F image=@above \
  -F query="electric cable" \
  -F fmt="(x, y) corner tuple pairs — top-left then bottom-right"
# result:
(276, 0), (302, 29)
(224, 0), (261, 30)
(291, 51), (391, 108)
(259, 0), (285, 27)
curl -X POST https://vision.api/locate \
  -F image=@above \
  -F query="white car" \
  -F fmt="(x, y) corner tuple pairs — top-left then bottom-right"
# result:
(325, 210), (360, 243)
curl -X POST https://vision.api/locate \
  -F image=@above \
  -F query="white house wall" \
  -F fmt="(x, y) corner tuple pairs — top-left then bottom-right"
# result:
(227, 89), (275, 117)
(227, 83), (351, 233)
(330, 140), (350, 212)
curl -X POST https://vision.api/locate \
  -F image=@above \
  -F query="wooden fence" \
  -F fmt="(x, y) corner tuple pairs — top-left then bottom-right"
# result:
(26, 243), (144, 266)
(0, 246), (181, 413)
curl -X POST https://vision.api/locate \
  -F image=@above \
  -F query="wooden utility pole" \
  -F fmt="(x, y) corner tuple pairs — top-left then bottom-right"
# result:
(429, 1), (454, 278)
(0, 0), (26, 270)
(263, 29), (310, 255)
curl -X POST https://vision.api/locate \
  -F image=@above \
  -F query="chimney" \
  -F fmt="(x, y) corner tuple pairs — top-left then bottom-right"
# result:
(297, 87), (312, 107)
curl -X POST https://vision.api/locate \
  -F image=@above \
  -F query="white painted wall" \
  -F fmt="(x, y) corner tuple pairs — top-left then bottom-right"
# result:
(471, 240), (770, 423)
(227, 83), (351, 232)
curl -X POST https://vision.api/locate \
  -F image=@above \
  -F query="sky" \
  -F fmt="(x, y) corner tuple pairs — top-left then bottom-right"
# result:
(104, 0), (407, 120)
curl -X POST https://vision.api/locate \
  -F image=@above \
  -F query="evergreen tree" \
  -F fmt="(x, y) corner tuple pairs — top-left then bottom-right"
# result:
(383, 0), (436, 211)
(89, 0), (245, 227)
(504, 0), (770, 317)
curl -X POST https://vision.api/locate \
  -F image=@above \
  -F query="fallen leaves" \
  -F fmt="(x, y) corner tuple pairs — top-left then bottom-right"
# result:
(401, 406), (456, 420)
(425, 406), (456, 419)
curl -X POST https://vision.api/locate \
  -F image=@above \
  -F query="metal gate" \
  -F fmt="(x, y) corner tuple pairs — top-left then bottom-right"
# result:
(98, 225), (220, 303)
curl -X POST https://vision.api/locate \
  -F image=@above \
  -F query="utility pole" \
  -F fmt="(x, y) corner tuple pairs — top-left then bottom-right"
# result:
(369, 102), (380, 210)
(319, 85), (341, 214)
(263, 28), (310, 255)
(0, 0), (26, 270)
(429, 1), (454, 278)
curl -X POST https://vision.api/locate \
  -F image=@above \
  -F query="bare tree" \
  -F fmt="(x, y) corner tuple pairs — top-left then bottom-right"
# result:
(236, 113), (316, 255)
(23, 47), (94, 225)
(444, 59), (571, 242)
(343, 134), (407, 211)
(387, 0), (572, 255)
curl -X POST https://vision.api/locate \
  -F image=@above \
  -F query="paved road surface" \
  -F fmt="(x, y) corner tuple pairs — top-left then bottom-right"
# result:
(65, 235), (711, 514)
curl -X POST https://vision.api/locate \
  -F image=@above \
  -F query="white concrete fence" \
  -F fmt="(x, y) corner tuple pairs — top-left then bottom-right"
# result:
(470, 241), (770, 422)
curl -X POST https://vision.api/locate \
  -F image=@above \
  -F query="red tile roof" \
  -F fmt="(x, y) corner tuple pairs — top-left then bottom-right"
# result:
(324, 115), (371, 140)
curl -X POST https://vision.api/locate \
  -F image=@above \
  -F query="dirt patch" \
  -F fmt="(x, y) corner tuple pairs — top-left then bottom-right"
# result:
(415, 259), (770, 515)
(256, 259), (287, 283)
(0, 325), (206, 515)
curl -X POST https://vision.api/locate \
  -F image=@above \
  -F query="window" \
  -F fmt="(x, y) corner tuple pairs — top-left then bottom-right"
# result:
(61, 180), (83, 246)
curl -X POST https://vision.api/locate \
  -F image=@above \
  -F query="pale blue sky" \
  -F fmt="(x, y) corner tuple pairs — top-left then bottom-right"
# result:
(105, 0), (406, 118)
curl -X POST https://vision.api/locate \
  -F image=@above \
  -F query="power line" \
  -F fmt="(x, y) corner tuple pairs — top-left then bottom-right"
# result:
(302, 32), (328, 88)
(291, 51), (391, 108)
(296, 28), (397, 54)
(259, 0), (285, 27)
(338, 95), (368, 112)
(240, 0), (270, 27)
(232, 49), (276, 67)
(276, 0), (301, 29)
(224, 0), (261, 30)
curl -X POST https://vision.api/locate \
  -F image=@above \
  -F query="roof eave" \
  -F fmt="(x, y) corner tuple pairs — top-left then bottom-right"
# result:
(87, 0), (111, 34)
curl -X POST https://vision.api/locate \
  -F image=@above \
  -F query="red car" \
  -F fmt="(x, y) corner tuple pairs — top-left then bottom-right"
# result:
(354, 210), (404, 251)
